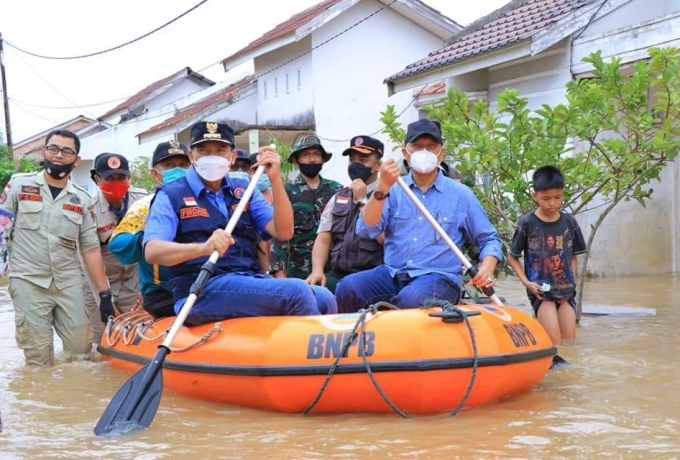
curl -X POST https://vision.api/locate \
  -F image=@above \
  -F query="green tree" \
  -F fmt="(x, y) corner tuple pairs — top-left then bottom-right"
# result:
(129, 156), (157, 193)
(268, 138), (295, 181)
(0, 144), (41, 190)
(382, 47), (680, 318)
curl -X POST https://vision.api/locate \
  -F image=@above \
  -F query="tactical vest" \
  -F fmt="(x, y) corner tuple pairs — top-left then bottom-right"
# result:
(329, 188), (383, 273)
(160, 177), (260, 300)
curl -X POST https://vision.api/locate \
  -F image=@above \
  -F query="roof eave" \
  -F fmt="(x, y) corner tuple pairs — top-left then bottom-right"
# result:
(222, 35), (298, 72)
(392, 0), (463, 39)
(296, 0), (461, 42)
(531, 0), (631, 55)
(387, 41), (532, 95)
(137, 81), (258, 139)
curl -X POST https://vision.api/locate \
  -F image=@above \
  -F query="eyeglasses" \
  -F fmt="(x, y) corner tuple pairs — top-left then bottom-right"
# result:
(230, 163), (251, 172)
(45, 144), (77, 158)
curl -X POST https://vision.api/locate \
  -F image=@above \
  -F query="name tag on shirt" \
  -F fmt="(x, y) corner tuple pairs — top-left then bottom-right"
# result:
(63, 204), (84, 215)
(180, 207), (210, 219)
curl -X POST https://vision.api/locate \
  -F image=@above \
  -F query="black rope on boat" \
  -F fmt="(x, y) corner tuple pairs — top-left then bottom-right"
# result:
(358, 304), (407, 418)
(422, 299), (479, 417)
(303, 302), (406, 417)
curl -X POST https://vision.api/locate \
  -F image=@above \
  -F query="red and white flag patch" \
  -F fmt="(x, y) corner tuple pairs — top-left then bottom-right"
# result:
(183, 197), (197, 206)
(336, 196), (350, 204)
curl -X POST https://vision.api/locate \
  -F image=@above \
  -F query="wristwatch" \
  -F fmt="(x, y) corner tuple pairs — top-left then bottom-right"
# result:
(373, 189), (390, 201)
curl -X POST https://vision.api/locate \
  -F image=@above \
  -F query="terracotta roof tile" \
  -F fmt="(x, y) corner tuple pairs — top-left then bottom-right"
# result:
(387, 0), (594, 84)
(138, 75), (255, 137)
(417, 80), (445, 96)
(221, 0), (343, 66)
(99, 67), (212, 120)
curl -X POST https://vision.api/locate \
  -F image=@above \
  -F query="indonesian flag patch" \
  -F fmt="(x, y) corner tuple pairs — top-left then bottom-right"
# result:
(183, 197), (198, 206)
(336, 196), (350, 204)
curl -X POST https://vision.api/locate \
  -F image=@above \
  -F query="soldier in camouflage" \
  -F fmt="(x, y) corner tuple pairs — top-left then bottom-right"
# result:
(270, 134), (342, 280)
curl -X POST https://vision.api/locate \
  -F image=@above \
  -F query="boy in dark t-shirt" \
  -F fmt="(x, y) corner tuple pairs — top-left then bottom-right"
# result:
(507, 166), (587, 350)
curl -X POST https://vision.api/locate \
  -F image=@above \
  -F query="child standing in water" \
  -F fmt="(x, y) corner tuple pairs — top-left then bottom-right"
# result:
(507, 166), (587, 355)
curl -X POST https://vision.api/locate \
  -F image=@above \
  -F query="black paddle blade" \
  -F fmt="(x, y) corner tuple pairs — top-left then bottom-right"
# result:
(94, 349), (167, 436)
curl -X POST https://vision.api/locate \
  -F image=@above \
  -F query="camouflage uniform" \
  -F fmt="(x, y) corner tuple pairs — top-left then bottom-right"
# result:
(270, 175), (342, 279)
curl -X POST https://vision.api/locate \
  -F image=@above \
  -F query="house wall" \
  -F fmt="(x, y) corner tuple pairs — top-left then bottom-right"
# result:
(487, 43), (571, 111)
(254, 37), (314, 126)
(572, 0), (680, 73)
(311, 0), (448, 183)
(567, 0), (680, 275)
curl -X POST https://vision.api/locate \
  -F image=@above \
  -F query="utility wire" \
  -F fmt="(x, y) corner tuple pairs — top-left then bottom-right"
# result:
(4, 0), (209, 60)
(6, 46), (97, 118)
(9, 0), (418, 140)
(10, 100), (63, 124)
(8, 95), (127, 110)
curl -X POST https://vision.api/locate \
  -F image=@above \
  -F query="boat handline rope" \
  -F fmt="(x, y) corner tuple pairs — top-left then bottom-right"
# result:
(167, 323), (223, 353)
(103, 316), (223, 352)
(303, 301), (406, 417)
(422, 299), (479, 417)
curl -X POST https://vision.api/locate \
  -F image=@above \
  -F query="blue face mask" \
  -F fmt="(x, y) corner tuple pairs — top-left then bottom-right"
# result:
(229, 171), (249, 182)
(257, 175), (271, 191)
(161, 167), (188, 184)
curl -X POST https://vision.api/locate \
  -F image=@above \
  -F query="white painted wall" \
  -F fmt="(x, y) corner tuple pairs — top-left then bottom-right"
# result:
(572, 0), (680, 74)
(310, 0), (447, 184)
(567, 0), (680, 275)
(578, 0), (680, 39)
(488, 44), (571, 112)
(254, 36), (314, 126)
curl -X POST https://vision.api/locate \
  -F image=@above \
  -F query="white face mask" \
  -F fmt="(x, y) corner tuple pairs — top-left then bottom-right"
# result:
(194, 155), (231, 182)
(409, 149), (440, 174)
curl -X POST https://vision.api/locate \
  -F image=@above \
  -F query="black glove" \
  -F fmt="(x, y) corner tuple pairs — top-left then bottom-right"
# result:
(99, 289), (114, 323)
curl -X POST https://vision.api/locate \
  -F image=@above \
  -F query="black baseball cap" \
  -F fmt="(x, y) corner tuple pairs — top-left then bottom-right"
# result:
(235, 149), (250, 162)
(152, 141), (189, 167)
(190, 121), (235, 147)
(94, 153), (130, 178)
(248, 152), (259, 166)
(405, 119), (443, 144)
(342, 135), (384, 158)
(287, 134), (331, 163)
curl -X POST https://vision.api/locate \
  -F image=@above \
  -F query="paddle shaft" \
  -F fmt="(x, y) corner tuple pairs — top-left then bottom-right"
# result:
(395, 177), (503, 306)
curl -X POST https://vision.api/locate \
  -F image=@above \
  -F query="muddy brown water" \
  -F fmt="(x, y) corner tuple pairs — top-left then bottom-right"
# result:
(0, 276), (678, 459)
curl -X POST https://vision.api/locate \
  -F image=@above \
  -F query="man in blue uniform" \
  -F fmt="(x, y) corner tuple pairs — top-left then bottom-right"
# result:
(143, 121), (337, 325)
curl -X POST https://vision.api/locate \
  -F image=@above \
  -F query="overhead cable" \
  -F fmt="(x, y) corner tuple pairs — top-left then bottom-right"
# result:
(4, 0), (209, 60)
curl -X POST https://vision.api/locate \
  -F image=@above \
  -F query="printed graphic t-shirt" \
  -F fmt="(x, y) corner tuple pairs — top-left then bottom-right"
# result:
(509, 211), (587, 298)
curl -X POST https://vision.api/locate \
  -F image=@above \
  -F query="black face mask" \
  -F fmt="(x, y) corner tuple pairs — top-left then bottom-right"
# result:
(299, 163), (323, 178)
(348, 162), (373, 182)
(43, 158), (76, 180)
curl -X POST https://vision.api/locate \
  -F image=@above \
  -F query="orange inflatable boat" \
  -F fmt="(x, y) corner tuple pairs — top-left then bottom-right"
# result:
(98, 303), (556, 415)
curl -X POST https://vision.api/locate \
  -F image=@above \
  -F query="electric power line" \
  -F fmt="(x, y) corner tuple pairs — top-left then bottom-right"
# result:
(4, 0), (209, 60)
(6, 46), (97, 118)
(10, 99), (63, 123)
(8, 95), (127, 110)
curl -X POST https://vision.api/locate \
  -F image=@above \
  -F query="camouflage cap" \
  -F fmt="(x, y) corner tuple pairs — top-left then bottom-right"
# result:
(287, 134), (332, 163)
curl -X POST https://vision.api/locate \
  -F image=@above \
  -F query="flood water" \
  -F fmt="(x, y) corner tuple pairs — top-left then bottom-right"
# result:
(0, 275), (678, 459)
